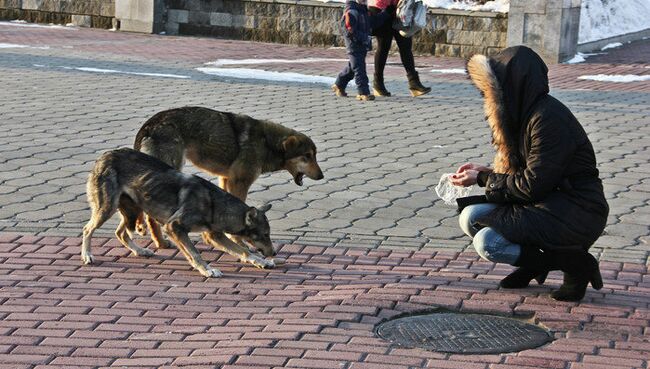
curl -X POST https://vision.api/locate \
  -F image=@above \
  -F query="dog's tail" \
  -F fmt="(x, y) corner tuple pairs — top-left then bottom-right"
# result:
(134, 108), (183, 151)
(133, 113), (160, 151)
(133, 126), (146, 151)
(86, 154), (121, 216)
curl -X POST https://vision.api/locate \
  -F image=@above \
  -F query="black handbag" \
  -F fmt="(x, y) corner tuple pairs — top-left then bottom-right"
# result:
(456, 195), (488, 213)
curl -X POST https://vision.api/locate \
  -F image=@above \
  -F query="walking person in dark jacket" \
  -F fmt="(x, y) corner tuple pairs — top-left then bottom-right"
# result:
(451, 46), (609, 301)
(332, 0), (389, 101)
(368, 0), (431, 97)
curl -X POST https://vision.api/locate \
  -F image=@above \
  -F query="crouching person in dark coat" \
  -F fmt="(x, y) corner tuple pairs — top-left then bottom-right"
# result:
(451, 46), (609, 302)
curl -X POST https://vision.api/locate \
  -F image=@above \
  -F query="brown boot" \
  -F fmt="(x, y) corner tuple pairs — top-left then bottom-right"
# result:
(331, 84), (347, 97)
(408, 72), (431, 97)
(356, 94), (375, 101)
(372, 78), (391, 97)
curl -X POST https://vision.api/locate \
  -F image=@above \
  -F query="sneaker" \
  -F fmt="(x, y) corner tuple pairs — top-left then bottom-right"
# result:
(356, 94), (375, 101)
(331, 84), (347, 97)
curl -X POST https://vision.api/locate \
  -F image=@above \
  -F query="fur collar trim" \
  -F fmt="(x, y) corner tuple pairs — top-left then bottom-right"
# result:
(466, 54), (520, 174)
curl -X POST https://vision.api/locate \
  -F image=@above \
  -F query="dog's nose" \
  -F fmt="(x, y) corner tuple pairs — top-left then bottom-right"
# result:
(316, 172), (324, 180)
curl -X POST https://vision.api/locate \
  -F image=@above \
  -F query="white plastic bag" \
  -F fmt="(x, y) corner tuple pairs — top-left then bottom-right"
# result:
(435, 173), (473, 206)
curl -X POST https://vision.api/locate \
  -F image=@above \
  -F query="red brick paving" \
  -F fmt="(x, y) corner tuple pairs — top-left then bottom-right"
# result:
(0, 235), (648, 368)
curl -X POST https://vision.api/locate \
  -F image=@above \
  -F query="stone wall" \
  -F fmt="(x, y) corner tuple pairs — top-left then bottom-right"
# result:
(0, 0), (116, 28)
(0, 0), (508, 58)
(416, 9), (507, 57)
(164, 0), (507, 58)
(164, 0), (342, 47)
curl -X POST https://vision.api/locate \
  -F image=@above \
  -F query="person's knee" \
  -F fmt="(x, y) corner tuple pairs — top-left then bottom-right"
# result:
(473, 227), (501, 262)
(459, 205), (480, 237)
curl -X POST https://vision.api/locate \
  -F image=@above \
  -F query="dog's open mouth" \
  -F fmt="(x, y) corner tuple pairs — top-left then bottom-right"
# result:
(294, 173), (304, 186)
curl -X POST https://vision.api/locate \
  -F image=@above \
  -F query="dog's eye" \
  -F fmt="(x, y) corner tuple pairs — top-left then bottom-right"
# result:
(304, 153), (312, 159)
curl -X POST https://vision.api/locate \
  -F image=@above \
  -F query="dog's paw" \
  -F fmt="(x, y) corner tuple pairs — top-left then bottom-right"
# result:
(199, 266), (223, 278)
(272, 257), (286, 266)
(81, 253), (94, 265)
(132, 247), (155, 257)
(244, 253), (275, 269)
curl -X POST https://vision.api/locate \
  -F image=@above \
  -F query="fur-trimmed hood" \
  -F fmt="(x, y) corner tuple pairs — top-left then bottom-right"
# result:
(466, 46), (549, 174)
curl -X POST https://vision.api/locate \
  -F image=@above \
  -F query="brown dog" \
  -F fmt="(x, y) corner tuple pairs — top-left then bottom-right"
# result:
(133, 106), (324, 248)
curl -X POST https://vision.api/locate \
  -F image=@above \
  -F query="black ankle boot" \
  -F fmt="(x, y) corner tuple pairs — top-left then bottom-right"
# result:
(373, 78), (391, 97)
(551, 273), (588, 301)
(407, 72), (431, 97)
(500, 268), (548, 289)
(499, 246), (550, 289)
(550, 251), (602, 301)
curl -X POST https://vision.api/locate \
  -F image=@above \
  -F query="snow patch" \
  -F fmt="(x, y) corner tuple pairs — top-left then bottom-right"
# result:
(38, 65), (190, 79)
(314, 0), (508, 12)
(578, 74), (650, 83)
(197, 67), (336, 85)
(74, 67), (191, 79)
(579, 0), (650, 44)
(430, 68), (466, 74)
(564, 52), (604, 64)
(565, 53), (587, 64)
(0, 43), (49, 49)
(0, 20), (77, 30)
(0, 43), (28, 48)
(601, 42), (623, 51)
(205, 58), (348, 66)
(424, 0), (508, 12)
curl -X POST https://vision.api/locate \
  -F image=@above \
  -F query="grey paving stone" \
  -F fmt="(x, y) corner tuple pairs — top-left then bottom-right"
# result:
(0, 33), (649, 264)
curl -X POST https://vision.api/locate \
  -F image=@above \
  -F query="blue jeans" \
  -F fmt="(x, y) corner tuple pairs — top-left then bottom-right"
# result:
(335, 37), (370, 95)
(459, 203), (521, 265)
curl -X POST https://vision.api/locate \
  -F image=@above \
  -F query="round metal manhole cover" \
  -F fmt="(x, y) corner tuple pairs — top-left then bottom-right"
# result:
(376, 312), (553, 354)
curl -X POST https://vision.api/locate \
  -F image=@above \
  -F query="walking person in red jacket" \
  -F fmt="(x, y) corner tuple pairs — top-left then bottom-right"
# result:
(368, 0), (431, 97)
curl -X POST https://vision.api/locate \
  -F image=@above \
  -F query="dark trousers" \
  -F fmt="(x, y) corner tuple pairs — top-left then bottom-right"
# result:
(335, 37), (370, 95)
(369, 7), (417, 82)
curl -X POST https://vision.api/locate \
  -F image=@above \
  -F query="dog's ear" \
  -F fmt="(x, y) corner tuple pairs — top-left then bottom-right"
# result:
(282, 136), (299, 152)
(259, 204), (272, 213)
(245, 207), (258, 227)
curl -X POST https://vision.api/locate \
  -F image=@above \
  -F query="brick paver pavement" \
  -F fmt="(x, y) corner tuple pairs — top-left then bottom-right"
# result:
(0, 22), (649, 368)
(0, 234), (648, 369)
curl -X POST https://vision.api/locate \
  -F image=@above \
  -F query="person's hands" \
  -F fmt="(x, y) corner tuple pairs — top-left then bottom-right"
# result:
(450, 169), (479, 187)
(456, 162), (491, 174)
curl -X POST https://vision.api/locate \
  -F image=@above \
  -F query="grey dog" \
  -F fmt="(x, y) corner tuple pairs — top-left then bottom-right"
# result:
(81, 148), (275, 277)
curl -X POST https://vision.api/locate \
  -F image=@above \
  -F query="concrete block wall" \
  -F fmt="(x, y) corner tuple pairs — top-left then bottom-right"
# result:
(116, 0), (165, 33)
(0, 0), (116, 28)
(507, 0), (582, 63)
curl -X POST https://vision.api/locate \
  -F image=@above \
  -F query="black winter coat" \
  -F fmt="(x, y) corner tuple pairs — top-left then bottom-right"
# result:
(465, 46), (609, 251)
